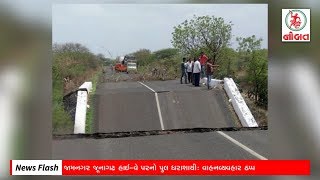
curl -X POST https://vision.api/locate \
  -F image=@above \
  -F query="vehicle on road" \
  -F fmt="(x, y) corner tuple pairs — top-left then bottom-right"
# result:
(115, 55), (137, 73)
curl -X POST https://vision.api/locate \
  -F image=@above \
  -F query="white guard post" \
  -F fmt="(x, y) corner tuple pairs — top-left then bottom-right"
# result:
(74, 82), (92, 134)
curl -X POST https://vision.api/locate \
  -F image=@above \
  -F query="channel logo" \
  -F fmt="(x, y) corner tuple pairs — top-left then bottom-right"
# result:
(282, 9), (310, 42)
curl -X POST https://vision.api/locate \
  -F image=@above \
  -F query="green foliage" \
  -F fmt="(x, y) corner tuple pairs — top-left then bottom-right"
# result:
(170, 15), (267, 107)
(171, 15), (233, 64)
(236, 35), (262, 52)
(130, 47), (182, 80)
(215, 47), (237, 78)
(52, 102), (73, 134)
(85, 71), (102, 133)
(52, 43), (104, 134)
(130, 48), (181, 79)
(148, 55), (181, 80)
(152, 48), (180, 60)
(97, 53), (115, 66)
(132, 49), (152, 66)
(237, 36), (268, 107)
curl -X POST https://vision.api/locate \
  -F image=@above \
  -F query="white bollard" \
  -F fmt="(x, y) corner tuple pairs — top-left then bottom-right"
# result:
(74, 82), (92, 134)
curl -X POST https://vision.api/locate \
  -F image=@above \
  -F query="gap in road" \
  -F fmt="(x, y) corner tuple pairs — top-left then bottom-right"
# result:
(53, 126), (268, 139)
(135, 80), (268, 160)
(88, 79), (268, 159)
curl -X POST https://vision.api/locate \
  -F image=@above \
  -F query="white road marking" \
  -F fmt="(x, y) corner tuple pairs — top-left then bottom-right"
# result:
(154, 93), (164, 130)
(217, 131), (268, 160)
(138, 81), (164, 130)
(138, 81), (155, 93)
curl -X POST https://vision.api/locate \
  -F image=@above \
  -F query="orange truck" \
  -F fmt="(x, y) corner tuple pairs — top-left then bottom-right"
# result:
(115, 55), (137, 73)
(114, 63), (127, 72)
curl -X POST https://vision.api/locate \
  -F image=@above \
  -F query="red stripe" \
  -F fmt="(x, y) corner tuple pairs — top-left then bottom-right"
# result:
(61, 160), (310, 176)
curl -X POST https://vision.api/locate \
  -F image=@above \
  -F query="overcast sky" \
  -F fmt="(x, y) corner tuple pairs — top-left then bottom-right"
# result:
(52, 4), (267, 58)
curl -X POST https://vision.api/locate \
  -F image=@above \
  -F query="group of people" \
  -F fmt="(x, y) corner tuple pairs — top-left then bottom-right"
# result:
(180, 52), (219, 89)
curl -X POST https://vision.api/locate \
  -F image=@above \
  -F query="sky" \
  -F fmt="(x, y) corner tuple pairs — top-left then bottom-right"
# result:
(52, 4), (268, 58)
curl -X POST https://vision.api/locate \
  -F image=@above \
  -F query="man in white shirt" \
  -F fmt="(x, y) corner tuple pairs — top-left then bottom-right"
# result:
(193, 58), (201, 87)
(186, 59), (193, 84)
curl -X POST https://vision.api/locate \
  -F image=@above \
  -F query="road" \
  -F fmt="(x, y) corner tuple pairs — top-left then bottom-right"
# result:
(94, 79), (240, 133)
(52, 71), (268, 159)
(53, 130), (268, 159)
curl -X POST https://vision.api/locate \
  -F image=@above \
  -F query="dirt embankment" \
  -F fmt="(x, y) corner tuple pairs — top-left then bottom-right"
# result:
(241, 92), (268, 126)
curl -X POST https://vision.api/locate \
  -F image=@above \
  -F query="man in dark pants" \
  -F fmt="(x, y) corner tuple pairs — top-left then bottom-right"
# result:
(199, 52), (208, 79)
(180, 58), (187, 84)
(186, 58), (192, 84)
(206, 59), (219, 89)
(193, 58), (201, 87)
(191, 58), (195, 85)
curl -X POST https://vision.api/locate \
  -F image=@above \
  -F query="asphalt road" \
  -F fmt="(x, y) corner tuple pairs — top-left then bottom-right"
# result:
(53, 72), (268, 159)
(94, 79), (239, 133)
(52, 130), (268, 159)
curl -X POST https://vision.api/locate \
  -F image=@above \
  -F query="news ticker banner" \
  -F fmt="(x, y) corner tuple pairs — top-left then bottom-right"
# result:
(10, 160), (310, 176)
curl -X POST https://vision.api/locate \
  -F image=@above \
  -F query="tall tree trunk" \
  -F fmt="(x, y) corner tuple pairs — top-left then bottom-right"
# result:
(255, 82), (259, 103)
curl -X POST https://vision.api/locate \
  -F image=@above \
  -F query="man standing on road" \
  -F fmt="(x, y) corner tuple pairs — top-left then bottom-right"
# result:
(199, 52), (208, 79)
(191, 58), (195, 85)
(180, 58), (187, 84)
(186, 58), (193, 84)
(193, 58), (201, 87)
(206, 59), (219, 89)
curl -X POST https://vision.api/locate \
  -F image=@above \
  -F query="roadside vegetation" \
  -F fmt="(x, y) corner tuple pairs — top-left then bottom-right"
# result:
(52, 43), (105, 134)
(85, 70), (102, 133)
(129, 48), (182, 81)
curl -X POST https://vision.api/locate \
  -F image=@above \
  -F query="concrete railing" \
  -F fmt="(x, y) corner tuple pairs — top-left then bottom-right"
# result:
(201, 77), (223, 87)
(223, 78), (258, 127)
(74, 82), (92, 134)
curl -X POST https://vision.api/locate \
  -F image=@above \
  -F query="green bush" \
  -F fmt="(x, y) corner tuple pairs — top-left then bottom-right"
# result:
(52, 43), (104, 134)
(52, 102), (73, 133)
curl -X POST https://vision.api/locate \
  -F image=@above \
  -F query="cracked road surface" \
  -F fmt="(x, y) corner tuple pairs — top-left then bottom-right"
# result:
(53, 74), (268, 159)
(94, 80), (239, 133)
(52, 130), (268, 159)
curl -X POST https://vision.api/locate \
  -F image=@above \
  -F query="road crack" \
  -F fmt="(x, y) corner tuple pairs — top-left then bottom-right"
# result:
(53, 126), (268, 140)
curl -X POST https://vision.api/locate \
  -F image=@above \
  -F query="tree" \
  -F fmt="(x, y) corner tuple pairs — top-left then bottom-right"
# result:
(96, 53), (106, 60)
(237, 36), (268, 107)
(131, 49), (152, 66)
(96, 53), (114, 65)
(236, 35), (263, 70)
(132, 49), (151, 60)
(53, 43), (90, 54)
(171, 15), (233, 64)
(152, 48), (179, 60)
(236, 35), (262, 52)
(216, 47), (237, 78)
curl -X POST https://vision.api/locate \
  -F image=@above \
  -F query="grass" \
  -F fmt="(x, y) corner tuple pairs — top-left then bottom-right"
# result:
(52, 77), (74, 134)
(52, 43), (104, 134)
(85, 70), (102, 133)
